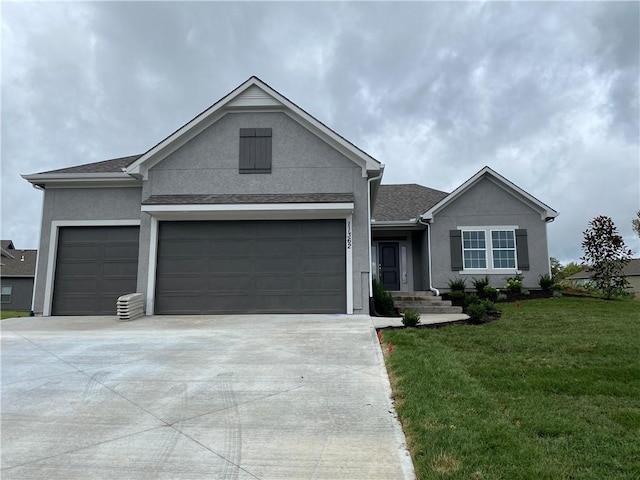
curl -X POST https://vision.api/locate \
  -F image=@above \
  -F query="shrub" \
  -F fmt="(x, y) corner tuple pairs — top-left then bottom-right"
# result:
(505, 276), (523, 295)
(448, 278), (467, 292)
(472, 276), (491, 294)
(480, 299), (497, 314)
(373, 279), (396, 316)
(402, 310), (421, 327)
(464, 293), (482, 309)
(448, 290), (466, 307)
(483, 285), (499, 302)
(538, 274), (555, 291)
(467, 303), (489, 323)
(496, 292), (508, 302)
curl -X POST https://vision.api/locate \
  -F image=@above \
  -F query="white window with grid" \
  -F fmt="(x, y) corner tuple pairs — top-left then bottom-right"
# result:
(491, 230), (517, 269)
(462, 230), (487, 269)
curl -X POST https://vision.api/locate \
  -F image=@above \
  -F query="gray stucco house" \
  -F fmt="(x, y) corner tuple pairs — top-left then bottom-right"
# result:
(23, 77), (558, 316)
(1, 240), (37, 313)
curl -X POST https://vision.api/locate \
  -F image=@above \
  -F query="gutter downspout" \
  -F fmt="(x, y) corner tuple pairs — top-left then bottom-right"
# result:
(419, 217), (439, 297)
(367, 169), (384, 311)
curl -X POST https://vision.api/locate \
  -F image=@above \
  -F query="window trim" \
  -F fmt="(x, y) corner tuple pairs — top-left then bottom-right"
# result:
(457, 226), (521, 274)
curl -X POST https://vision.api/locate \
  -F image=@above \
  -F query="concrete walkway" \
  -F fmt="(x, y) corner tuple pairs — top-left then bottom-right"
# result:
(1, 314), (415, 479)
(372, 313), (469, 329)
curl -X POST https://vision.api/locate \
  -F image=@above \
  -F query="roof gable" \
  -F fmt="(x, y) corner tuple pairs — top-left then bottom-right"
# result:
(421, 166), (559, 222)
(125, 76), (381, 179)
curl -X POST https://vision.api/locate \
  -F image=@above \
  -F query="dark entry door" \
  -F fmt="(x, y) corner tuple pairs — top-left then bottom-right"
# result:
(379, 242), (400, 291)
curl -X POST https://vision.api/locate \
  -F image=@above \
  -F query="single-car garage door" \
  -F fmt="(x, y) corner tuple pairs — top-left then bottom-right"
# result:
(155, 220), (346, 314)
(52, 226), (140, 315)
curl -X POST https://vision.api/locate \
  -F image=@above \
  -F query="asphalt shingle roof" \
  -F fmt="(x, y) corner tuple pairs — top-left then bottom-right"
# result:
(568, 258), (640, 279)
(1, 241), (37, 277)
(39, 155), (142, 174)
(372, 184), (449, 222)
(142, 193), (355, 205)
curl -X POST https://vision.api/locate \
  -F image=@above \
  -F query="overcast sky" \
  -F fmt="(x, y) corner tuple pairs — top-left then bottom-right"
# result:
(2, 1), (639, 264)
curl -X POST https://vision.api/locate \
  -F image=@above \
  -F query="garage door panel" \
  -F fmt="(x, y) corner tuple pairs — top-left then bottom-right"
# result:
(55, 261), (101, 277)
(301, 256), (344, 273)
(52, 226), (139, 316)
(157, 274), (206, 292)
(209, 258), (253, 273)
(102, 261), (140, 277)
(156, 220), (346, 314)
(209, 239), (253, 256)
(207, 274), (252, 291)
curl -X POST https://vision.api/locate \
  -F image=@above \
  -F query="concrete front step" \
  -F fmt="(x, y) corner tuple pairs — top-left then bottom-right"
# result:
(397, 305), (464, 314)
(393, 295), (444, 302)
(390, 291), (435, 297)
(395, 300), (452, 307)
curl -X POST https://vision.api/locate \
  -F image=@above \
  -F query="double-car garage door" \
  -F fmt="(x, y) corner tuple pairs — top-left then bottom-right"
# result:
(155, 220), (346, 314)
(52, 220), (346, 315)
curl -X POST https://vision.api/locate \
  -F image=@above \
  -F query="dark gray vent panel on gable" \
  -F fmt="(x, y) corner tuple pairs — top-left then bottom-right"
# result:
(239, 128), (272, 173)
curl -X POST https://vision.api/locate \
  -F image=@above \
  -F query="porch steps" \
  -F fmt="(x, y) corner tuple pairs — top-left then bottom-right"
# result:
(391, 291), (463, 315)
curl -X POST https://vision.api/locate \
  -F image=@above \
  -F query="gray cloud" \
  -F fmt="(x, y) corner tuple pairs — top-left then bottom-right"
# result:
(2, 1), (638, 263)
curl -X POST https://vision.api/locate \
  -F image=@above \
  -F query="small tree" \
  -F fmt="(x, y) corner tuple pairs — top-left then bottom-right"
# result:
(633, 210), (640, 237)
(581, 215), (632, 299)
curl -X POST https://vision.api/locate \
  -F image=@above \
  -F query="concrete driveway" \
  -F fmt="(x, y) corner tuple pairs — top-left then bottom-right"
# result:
(1, 314), (415, 479)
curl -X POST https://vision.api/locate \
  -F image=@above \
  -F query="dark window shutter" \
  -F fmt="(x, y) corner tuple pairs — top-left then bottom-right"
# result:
(239, 128), (272, 173)
(450, 230), (463, 271)
(239, 129), (256, 171)
(515, 229), (529, 270)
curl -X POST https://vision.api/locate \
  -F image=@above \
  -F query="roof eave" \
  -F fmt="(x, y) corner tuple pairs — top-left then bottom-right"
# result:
(22, 172), (141, 188)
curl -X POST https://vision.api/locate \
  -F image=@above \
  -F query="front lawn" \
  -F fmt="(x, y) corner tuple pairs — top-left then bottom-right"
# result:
(1, 310), (31, 320)
(383, 297), (640, 480)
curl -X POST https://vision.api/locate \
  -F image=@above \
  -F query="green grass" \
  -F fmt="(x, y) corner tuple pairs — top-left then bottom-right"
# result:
(383, 297), (640, 480)
(1, 310), (31, 320)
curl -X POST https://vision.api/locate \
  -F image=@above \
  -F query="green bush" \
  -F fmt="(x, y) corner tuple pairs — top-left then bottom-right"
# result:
(448, 290), (466, 307)
(472, 275), (491, 294)
(505, 275), (523, 295)
(447, 278), (467, 292)
(373, 279), (396, 316)
(497, 292), (508, 302)
(483, 285), (499, 302)
(538, 274), (555, 291)
(464, 293), (482, 309)
(466, 303), (489, 323)
(402, 310), (421, 327)
(480, 299), (497, 314)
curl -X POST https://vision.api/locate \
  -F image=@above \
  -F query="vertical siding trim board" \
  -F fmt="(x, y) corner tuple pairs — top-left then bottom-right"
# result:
(146, 216), (159, 315)
(43, 220), (141, 316)
(346, 215), (353, 314)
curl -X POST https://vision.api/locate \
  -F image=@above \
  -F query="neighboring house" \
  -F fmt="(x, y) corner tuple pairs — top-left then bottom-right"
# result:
(1, 240), (37, 312)
(566, 259), (640, 297)
(23, 77), (557, 316)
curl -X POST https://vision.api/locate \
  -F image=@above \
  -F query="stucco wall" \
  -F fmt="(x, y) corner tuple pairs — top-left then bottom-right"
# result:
(430, 178), (551, 291)
(32, 187), (142, 314)
(138, 111), (372, 313)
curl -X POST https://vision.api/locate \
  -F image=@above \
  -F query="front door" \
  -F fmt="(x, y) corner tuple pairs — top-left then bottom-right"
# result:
(379, 242), (400, 291)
